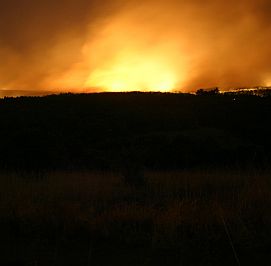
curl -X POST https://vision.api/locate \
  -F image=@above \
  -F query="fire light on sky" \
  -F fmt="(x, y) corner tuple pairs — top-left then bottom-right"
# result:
(49, 2), (189, 92)
(81, 9), (186, 92)
(1, 0), (271, 96)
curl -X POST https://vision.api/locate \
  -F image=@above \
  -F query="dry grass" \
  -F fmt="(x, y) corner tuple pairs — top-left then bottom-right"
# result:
(1, 169), (270, 230)
(1, 169), (271, 265)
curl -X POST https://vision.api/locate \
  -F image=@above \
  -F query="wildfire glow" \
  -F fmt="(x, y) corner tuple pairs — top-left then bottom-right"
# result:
(54, 4), (189, 93)
(265, 77), (271, 87)
(1, 0), (270, 96)
(84, 55), (178, 92)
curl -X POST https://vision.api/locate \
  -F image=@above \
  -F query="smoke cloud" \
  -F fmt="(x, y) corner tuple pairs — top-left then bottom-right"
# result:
(1, 0), (271, 95)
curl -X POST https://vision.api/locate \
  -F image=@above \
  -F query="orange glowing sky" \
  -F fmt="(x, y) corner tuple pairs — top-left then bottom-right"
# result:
(1, 0), (271, 96)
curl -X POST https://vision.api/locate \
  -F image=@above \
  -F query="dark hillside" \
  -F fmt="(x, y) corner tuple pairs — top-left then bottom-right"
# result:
(1, 92), (271, 266)
(0, 92), (270, 172)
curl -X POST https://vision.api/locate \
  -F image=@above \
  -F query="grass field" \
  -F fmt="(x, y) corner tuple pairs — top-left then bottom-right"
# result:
(1, 169), (271, 265)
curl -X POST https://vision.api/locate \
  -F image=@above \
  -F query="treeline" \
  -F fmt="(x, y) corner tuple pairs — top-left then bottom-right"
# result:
(0, 91), (271, 173)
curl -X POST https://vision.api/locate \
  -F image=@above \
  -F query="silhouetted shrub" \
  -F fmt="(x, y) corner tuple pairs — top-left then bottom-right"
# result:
(196, 87), (220, 95)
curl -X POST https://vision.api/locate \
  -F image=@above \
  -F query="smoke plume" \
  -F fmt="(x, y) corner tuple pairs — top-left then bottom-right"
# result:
(1, 0), (271, 95)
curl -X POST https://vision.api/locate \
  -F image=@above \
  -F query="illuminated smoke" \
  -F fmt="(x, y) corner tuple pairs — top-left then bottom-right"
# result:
(0, 0), (271, 95)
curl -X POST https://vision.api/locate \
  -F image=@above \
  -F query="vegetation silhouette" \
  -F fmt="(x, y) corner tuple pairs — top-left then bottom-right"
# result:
(0, 90), (270, 174)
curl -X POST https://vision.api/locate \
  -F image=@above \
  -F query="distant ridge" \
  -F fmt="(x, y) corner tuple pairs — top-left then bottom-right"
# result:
(1, 86), (271, 98)
(220, 86), (271, 93)
(0, 89), (55, 98)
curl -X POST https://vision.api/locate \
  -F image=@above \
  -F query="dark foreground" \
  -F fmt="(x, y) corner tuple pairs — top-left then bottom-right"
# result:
(1, 91), (271, 265)
(0, 91), (271, 172)
(1, 169), (271, 266)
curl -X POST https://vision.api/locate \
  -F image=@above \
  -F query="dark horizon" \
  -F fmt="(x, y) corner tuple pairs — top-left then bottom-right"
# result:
(2, 85), (271, 98)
